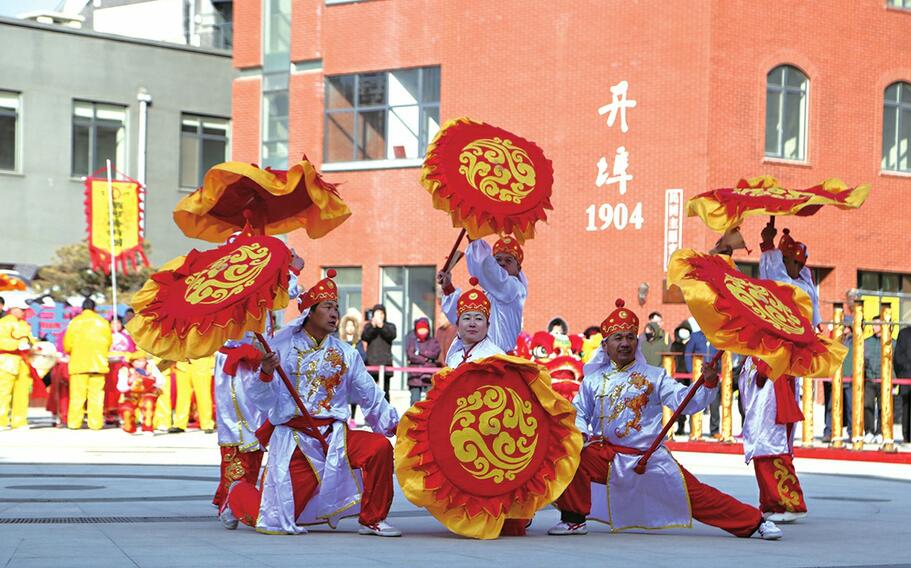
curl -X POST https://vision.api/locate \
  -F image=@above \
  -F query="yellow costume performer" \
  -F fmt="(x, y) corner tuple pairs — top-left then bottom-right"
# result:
(64, 302), (112, 430)
(173, 356), (216, 431)
(0, 301), (36, 429)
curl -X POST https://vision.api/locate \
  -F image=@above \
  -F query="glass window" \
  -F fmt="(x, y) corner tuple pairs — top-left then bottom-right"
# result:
(765, 65), (808, 161)
(324, 266), (362, 318)
(882, 82), (911, 172)
(262, 72), (289, 169)
(324, 66), (441, 162)
(0, 90), (20, 172)
(263, 0), (291, 71)
(180, 114), (229, 189)
(380, 266), (437, 381)
(71, 100), (127, 177)
(888, 0), (911, 9)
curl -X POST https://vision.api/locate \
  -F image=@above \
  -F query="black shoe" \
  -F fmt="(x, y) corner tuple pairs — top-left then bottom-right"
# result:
(168, 427), (185, 434)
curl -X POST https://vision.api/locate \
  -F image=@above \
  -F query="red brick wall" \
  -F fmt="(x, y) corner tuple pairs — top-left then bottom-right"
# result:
(232, 0), (261, 69)
(233, 0), (911, 335)
(231, 77), (261, 163)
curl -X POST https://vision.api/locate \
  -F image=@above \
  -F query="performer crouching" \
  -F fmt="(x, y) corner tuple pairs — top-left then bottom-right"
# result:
(549, 299), (782, 540)
(444, 277), (505, 367)
(221, 270), (401, 536)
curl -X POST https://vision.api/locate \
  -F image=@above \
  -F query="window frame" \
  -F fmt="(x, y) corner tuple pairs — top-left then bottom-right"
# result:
(323, 66), (441, 164)
(261, 70), (290, 169)
(882, 81), (911, 173)
(70, 99), (128, 178)
(0, 89), (22, 174)
(179, 113), (231, 190)
(764, 65), (809, 162)
(887, 0), (911, 10)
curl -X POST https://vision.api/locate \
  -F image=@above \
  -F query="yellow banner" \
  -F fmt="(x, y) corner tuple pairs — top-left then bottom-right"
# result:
(861, 295), (900, 340)
(89, 179), (140, 257)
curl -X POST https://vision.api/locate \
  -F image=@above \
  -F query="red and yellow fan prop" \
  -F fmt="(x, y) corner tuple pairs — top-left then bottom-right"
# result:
(667, 248), (846, 380)
(687, 176), (870, 233)
(422, 118), (554, 268)
(0, 273), (27, 292)
(395, 355), (582, 539)
(173, 158), (351, 243)
(127, 233), (291, 362)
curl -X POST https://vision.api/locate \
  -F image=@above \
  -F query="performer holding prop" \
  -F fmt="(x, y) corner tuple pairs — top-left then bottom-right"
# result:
(548, 299), (782, 540)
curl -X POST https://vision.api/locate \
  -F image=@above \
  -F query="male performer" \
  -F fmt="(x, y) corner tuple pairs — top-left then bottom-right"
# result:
(221, 270), (401, 536)
(0, 299), (36, 429)
(549, 299), (781, 540)
(212, 337), (267, 509)
(212, 249), (304, 510)
(64, 299), (112, 430)
(439, 236), (527, 353)
(737, 224), (814, 522)
(444, 277), (505, 367)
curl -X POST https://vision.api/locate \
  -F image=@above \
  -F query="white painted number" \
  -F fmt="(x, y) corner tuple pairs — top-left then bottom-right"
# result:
(586, 202), (643, 231)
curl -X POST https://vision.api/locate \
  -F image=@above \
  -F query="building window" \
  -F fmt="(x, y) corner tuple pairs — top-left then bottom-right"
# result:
(324, 266), (363, 318)
(0, 90), (20, 172)
(857, 270), (910, 335)
(72, 100), (127, 177)
(882, 82), (911, 173)
(887, 0), (911, 9)
(380, 265), (437, 376)
(324, 66), (441, 163)
(180, 114), (230, 189)
(765, 65), (808, 161)
(261, 0), (290, 169)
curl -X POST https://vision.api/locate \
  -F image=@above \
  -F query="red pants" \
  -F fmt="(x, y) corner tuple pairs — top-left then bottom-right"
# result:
(229, 428), (394, 526)
(556, 442), (762, 538)
(119, 394), (157, 433)
(213, 446), (264, 508)
(753, 455), (807, 515)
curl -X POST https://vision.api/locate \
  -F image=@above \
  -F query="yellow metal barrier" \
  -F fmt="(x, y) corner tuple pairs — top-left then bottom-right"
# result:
(830, 308), (845, 448)
(689, 354), (703, 440)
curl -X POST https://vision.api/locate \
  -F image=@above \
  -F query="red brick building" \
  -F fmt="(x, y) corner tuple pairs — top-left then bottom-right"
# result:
(231, 0), (911, 365)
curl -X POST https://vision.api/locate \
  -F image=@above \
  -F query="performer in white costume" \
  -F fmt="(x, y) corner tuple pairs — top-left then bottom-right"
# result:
(439, 236), (527, 353)
(214, 253), (304, 510)
(737, 224), (812, 522)
(549, 299), (781, 540)
(221, 270), (401, 536)
(444, 277), (505, 367)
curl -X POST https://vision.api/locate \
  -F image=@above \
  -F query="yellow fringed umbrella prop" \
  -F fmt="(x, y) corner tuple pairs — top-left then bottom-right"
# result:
(395, 355), (581, 539)
(421, 118), (554, 269)
(667, 248), (846, 380)
(0, 273), (27, 292)
(173, 157), (351, 242)
(687, 175), (870, 233)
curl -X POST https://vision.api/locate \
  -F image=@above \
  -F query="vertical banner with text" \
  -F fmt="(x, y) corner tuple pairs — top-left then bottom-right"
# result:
(663, 188), (683, 272)
(84, 177), (149, 274)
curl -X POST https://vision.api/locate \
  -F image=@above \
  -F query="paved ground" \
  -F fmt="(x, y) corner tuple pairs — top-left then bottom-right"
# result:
(2, 418), (911, 568)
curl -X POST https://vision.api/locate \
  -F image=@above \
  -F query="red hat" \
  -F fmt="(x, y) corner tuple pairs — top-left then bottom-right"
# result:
(493, 236), (524, 265)
(600, 299), (640, 337)
(778, 229), (808, 264)
(298, 269), (338, 311)
(456, 277), (491, 319)
(415, 319), (430, 332)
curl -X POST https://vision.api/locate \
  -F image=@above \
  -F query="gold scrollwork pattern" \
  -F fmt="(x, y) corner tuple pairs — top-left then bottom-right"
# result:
(458, 138), (536, 204)
(449, 385), (538, 483)
(184, 244), (273, 305)
(723, 273), (805, 335)
(772, 457), (802, 510)
(732, 186), (817, 201)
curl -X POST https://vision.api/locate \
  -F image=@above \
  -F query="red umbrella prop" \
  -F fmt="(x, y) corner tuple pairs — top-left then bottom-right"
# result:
(395, 355), (581, 539)
(173, 158), (351, 243)
(0, 273), (27, 292)
(635, 248), (847, 474)
(687, 175), (870, 233)
(421, 118), (554, 269)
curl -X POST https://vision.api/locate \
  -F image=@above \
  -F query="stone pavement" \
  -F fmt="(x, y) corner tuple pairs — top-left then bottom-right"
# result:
(2, 421), (911, 568)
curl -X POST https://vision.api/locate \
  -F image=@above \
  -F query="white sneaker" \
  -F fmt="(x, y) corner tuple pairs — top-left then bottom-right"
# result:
(757, 520), (782, 540)
(763, 511), (806, 523)
(220, 506), (238, 530)
(873, 434), (884, 444)
(547, 521), (588, 535)
(863, 432), (874, 444)
(358, 520), (402, 537)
